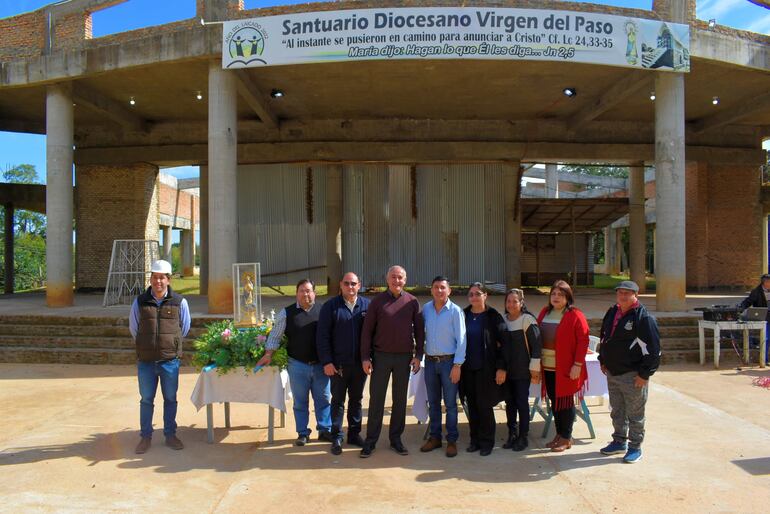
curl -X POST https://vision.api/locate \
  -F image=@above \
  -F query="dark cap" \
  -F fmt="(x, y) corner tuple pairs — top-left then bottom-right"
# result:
(615, 280), (639, 293)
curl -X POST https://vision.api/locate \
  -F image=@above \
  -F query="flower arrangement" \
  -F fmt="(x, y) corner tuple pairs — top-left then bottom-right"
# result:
(192, 318), (288, 374)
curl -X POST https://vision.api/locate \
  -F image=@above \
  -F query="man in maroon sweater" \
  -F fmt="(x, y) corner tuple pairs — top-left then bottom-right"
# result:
(359, 265), (425, 458)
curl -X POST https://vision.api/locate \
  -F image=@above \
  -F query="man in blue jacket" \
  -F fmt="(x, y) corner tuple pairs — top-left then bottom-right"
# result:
(316, 272), (370, 455)
(598, 280), (661, 464)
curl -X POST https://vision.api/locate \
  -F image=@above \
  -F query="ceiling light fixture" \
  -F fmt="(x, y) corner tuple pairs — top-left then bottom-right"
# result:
(562, 87), (576, 97)
(129, 96), (136, 106)
(196, 91), (203, 100)
(708, 19), (716, 29)
(270, 89), (284, 98)
(649, 91), (656, 101)
(712, 96), (719, 105)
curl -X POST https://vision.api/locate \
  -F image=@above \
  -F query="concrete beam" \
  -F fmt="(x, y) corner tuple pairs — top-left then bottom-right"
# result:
(0, 119), (46, 134)
(74, 141), (765, 167)
(690, 29), (770, 72)
(524, 168), (627, 189)
(73, 82), (147, 132)
(569, 71), (653, 130)
(233, 69), (279, 129)
(72, 118), (762, 150)
(691, 90), (770, 134)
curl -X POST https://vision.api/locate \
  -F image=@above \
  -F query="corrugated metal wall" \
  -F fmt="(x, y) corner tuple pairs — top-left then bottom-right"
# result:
(237, 164), (327, 286)
(237, 162), (591, 287)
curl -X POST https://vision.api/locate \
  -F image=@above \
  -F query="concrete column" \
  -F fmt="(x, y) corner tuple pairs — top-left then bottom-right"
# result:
(655, 71), (687, 311)
(545, 163), (559, 198)
(181, 229), (195, 277)
(629, 164), (646, 292)
(207, 62), (238, 313)
(504, 162), (522, 288)
(615, 228), (625, 273)
(326, 165), (343, 296)
(45, 83), (74, 307)
(162, 225), (172, 263)
(4, 204), (13, 294)
(200, 165), (208, 295)
(605, 227), (618, 275)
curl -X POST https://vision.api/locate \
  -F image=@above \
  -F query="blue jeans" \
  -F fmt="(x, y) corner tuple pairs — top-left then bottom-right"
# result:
(137, 358), (180, 438)
(425, 359), (459, 442)
(287, 357), (332, 437)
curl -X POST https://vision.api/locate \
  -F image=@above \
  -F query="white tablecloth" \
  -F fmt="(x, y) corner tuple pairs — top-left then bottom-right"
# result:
(190, 366), (291, 412)
(408, 352), (607, 424)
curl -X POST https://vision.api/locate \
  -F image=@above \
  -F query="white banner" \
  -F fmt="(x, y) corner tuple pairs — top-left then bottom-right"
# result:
(222, 7), (689, 72)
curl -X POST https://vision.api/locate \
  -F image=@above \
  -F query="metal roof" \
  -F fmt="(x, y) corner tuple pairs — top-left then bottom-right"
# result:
(521, 198), (630, 233)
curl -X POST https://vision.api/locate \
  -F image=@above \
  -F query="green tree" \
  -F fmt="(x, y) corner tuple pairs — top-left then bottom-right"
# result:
(1, 164), (47, 236)
(560, 164), (630, 179)
(0, 164), (47, 291)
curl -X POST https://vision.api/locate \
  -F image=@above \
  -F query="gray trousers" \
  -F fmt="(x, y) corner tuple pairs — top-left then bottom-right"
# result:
(607, 371), (648, 449)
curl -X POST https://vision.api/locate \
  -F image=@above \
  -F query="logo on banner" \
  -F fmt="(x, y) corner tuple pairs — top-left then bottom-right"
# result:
(225, 21), (268, 67)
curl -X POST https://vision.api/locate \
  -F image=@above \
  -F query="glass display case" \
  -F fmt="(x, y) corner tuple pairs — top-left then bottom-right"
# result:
(232, 262), (262, 327)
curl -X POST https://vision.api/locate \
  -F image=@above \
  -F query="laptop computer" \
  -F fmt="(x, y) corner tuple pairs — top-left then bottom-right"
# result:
(743, 307), (768, 321)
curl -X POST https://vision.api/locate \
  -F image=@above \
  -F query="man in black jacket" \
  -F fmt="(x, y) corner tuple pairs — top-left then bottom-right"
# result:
(316, 272), (370, 455)
(598, 281), (660, 464)
(738, 274), (770, 319)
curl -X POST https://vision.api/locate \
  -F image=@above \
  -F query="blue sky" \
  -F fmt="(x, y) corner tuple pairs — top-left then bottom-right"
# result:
(1, 0), (768, 182)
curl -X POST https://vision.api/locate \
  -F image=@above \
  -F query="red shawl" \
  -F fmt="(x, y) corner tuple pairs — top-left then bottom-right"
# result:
(537, 306), (590, 411)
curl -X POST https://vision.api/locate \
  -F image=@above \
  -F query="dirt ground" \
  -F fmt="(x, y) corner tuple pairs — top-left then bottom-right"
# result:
(1, 361), (769, 514)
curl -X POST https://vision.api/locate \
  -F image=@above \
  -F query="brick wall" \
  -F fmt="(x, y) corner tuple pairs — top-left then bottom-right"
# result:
(75, 163), (159, 290)
(0, 11), (45, 61)
(159, 183), (200, 226)
(704, 163), (762, 288)
(685, 161), (709, 289)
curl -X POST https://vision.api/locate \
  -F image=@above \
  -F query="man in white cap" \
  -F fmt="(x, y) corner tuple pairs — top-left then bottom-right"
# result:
(129, 259), (191, 454)
(597, 280), (660, 464)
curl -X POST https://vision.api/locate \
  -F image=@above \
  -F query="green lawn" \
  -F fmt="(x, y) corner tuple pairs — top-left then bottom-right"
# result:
(593, 273), (656, 291)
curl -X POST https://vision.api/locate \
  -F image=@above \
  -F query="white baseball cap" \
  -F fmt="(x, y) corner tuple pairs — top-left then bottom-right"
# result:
(150, 259), (172, 275)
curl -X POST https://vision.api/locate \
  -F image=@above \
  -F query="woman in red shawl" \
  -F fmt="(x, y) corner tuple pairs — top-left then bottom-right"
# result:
(536, 280), (589, 452)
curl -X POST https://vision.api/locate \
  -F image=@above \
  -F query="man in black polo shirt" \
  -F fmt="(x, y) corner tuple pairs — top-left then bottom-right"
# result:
(258, 279), (332, 446)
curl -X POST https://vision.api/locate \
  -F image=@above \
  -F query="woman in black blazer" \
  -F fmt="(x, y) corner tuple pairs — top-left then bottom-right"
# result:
(459, 282), (505, 456)
(499, 288), (542, 451)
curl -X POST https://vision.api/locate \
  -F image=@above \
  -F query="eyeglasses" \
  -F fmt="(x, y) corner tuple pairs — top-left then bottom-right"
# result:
(342, 281), (358, 287)
(468, 291), (486, 297)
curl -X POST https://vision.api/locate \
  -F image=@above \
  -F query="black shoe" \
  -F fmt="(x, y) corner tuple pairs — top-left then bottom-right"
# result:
(512, 435), (528, 452)
(347, 434), (365, 447)
(295, 435), (310, 446)
(480, 447), (492, 457)
(359, 445), (374, 458)
(331, 441), (343, 455)
(317, 430), (335, 443)
(466, 442), (480, 453)
(390, 441), (409, 456)
(502, 428), (518, 449)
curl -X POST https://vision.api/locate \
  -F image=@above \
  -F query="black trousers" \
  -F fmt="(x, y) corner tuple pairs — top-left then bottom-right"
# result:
(330, 363), (367, 441)
(544, 370), (576, 439)
(364, 351), (412, 447)
(504, 377), (531, 437)
(462, 368), (496, 451)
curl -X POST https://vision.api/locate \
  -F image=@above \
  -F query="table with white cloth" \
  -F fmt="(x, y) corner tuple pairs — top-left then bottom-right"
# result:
(408, 352), (607, 439)
(190, 366), (291, 443)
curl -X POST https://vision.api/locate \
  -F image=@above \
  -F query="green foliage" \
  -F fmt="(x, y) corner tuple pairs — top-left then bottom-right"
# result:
(560, 164), (630, 179)
(0, 232), (46, 291)
(1, 164), (46, 236)
(192, 319), (288, 374)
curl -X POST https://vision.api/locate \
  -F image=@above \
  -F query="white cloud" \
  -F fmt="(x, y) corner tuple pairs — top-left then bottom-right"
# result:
(745, 15), (770, 35)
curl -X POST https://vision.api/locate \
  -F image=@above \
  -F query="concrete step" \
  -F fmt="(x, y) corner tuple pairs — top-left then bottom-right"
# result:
(0, 347), (193, 365)
(662, 347), (764, 366)
(0, 323), (208, 339)
(0, 314), (222, 328)
(0, 335), (197, 352)
(588, 316), (700, 329)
